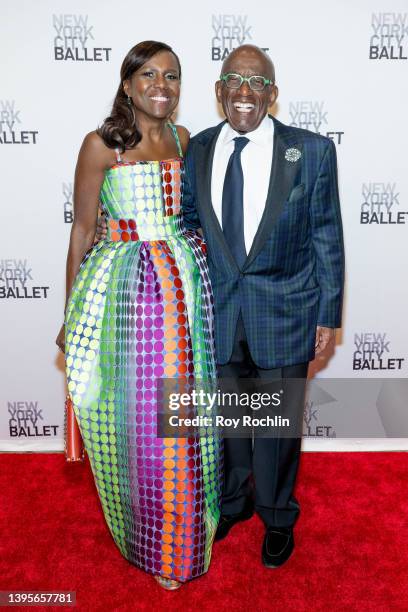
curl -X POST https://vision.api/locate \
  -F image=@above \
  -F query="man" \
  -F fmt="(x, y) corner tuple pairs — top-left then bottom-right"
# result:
(182, 44), (344, 567)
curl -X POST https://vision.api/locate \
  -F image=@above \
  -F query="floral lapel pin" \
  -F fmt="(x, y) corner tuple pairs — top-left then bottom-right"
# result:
(285, 147), (301, 163)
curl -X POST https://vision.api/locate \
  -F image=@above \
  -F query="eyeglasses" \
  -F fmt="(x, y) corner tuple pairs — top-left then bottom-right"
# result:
(220, 73), (274, 91)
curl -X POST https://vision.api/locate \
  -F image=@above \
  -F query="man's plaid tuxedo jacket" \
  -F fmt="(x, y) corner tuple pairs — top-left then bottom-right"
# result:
(182, 116), (345, 368)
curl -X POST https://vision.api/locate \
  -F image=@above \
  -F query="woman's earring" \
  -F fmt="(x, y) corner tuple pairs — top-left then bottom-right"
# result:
(127, 95), (132, 106)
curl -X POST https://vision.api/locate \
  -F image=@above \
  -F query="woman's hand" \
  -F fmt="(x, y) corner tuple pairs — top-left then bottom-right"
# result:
(56, 324), (65, 353)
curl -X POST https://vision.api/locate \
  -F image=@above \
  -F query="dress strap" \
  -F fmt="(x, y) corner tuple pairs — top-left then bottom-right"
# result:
(115, 148), (122, 163)
(168, 122), (183, 158)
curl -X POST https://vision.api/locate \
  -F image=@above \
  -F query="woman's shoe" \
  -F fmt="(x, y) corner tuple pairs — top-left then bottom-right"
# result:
(154, 575), (182, 590)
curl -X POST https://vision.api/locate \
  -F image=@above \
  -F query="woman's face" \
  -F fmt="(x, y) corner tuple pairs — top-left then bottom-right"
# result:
(124, 50), (180, 120)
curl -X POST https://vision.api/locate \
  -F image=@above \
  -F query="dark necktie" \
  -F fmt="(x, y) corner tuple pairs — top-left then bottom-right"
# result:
(222, 136), (250, 269)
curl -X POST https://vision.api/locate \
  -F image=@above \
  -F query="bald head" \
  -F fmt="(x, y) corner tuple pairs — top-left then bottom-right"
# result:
(222, 45), (275, 83)
(215, 44), (278, 134)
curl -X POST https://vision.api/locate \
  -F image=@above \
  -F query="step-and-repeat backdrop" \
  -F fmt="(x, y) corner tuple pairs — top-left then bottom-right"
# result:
(1, 0), (407, 451)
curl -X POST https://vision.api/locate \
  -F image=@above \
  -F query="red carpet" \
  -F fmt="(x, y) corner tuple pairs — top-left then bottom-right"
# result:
(1, 453), (407, 611)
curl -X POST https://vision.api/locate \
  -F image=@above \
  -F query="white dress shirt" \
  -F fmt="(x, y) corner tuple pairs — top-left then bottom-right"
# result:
(211, 114), (274, 253)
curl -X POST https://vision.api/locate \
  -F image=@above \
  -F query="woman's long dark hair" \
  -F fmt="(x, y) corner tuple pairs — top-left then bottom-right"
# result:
(97, 41), (181, 153)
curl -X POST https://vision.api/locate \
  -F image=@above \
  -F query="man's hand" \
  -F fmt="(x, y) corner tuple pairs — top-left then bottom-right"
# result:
(315, 326), (336, 354)
(95, 207), (108, 243)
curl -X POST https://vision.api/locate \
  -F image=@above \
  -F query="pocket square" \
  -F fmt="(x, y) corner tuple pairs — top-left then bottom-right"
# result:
(288, 184), (305, 203)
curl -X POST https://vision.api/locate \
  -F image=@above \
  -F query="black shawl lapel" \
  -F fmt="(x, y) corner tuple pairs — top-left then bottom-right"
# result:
(243, 116), (302, 271)
(195, 121), (239, 271)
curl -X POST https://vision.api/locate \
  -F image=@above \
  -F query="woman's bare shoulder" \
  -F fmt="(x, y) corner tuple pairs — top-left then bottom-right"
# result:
(175, 125), (190, 154)
(78, 131), (116, 168)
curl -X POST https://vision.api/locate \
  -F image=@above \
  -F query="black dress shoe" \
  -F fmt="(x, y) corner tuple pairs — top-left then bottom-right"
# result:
(262, 527), (294, 568)
(215, 504), (254, 541)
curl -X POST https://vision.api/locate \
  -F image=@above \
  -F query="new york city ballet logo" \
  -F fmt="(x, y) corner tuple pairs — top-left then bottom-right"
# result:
(369, 12), (408, 60)
(210, 14), (269, 61)
(288, 101), (344, 145)
(0, 259), (49, 299)
(303, 400), (336, 438)
(0, 100), (38, 145)
(53, 14), (112, 62)
(361, 182), (408, 224)
(353, 333), (404, 371)
(63, 182), (73, 224)
(7, 401), (59, 438)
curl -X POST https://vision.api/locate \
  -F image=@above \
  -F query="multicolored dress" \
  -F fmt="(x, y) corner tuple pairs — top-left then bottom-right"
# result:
(65, 124), (222, 582)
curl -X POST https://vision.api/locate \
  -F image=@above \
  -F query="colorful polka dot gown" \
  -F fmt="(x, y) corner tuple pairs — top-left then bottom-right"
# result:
(65, 124), (222, 582)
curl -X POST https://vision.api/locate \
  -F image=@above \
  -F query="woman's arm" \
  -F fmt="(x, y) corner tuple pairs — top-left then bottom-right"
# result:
(56, 132), (111, 351)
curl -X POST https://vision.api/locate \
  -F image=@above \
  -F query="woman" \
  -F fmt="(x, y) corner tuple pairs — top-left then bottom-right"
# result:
(56, 41), (221, 590)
